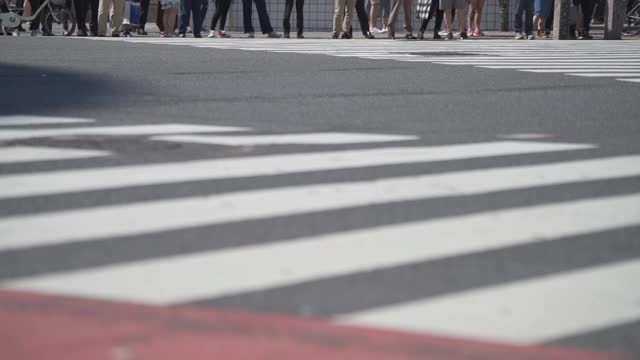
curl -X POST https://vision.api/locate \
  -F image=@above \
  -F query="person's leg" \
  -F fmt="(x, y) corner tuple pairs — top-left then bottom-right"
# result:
(191, 0), (202, 35)
(165, 7), (178, 36)
(219, 0), (231, 29)
(199, 0), (208, 30)
(253, 0), (274, 33)
(467, 0), (475, 33)
(457, 0), (467, 34)
(74, 0), (89, 33)
(178, 0), (190, 34)
(242, 0), (254, 33)
(139, 0), (149, 31)
(580, 0), (594, 36)
(524, 0), (533, 36)
(156, 0), (165, 32)
(369, 0), (379, 30)
(387, 0), (402, 36)
(283, 0), (293, 34)
(402, 0), (413, 34)
(513, 0), (524, 35)
(333, 0), (345, 34)
(355, 0), (370, 34)
(295, 0), (304, 35)
(343, 0), (355, 34)
(111, 0), (124, 35)
(474, 0), (484, 33)
(381, 0), (390, 29)
(97, 0), (108, 35)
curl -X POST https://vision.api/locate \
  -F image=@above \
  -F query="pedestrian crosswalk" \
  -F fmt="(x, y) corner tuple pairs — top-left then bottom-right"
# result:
(84, 37), (640, 84)
(1, 116), (639, 351)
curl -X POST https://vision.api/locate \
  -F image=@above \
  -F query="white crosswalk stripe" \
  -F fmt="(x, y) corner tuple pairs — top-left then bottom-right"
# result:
(0, 146), (111, 164)
(82, 38), (640, 84)
(0, 115), (95, 126)
(1, 119), (639, 348)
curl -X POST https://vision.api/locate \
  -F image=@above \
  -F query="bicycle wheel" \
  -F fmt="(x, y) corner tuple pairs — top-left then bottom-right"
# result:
(624, 1), (640, 36)
(42, 6), (76, 36)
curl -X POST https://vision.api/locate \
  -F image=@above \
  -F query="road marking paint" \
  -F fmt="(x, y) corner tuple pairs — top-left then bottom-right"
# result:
(340, 259), (640, 344)
(0, 116), (95, 126)
(618, 78), (640, 83)
(480, 65), (640, 69)
(152, 132), (418, 146)
(3, 194), (639, 304)
(497, 133), (553, 140)
(0, 146), (111, 164)
(1, 155), (638, 253)
(522, 69), (640, 73)
(0, 141), (593, 200)
(568, 73), (640, 77)
(0, 124), (248, 142)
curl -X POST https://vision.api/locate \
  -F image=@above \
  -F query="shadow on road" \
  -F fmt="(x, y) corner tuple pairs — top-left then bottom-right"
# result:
(0, 63), (119, 115)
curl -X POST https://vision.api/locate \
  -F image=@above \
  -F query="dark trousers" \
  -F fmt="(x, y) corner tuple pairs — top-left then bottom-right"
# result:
(283, 0), (303, 34)
(29, 0), (42, 30)
(419, 0), (448, 34)
(179, 0), (203, 34)
(579, 0), (595, 33)
(514, 0), (534, 34)
(211, 0), (232, 29)
(140, 0), (150, 28)
(242, 0), (273, 33)
(354, 0), (369, 34)
(74, 0), (98, 32)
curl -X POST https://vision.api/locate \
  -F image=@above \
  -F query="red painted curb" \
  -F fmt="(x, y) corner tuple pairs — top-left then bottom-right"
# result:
(0, 290), (629, 360)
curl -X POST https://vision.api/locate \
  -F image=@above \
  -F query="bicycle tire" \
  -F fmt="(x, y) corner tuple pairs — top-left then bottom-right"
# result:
(42, 6), (76, 36)
(624, 1), (640, 36)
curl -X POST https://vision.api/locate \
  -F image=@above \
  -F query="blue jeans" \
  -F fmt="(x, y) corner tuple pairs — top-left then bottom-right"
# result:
(179, 0), (206, 34)
(242, 0), (274, 33)
(514, 0), (534, 34)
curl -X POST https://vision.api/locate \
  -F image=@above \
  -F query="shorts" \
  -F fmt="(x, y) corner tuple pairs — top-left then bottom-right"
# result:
(440, 0), (469, 10)
(535, 0), (552, 16)
(367, 0), (390, 17)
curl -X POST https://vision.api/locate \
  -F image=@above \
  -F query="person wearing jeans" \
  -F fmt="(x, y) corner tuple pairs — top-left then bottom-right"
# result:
(283, 0), (304, 38)
(514, 0), (534, 39)
(576, 0), (595, 39)
(208, 0), (232, 37)
(242, 0), (281, 37)
(178, 0), (202, 37)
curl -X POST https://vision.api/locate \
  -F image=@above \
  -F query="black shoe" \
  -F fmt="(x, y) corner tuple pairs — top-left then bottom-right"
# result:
(284, 32), (290, 38)
(331, 32), (339, 39)
(417, 31), (424, 39)
(137, 28), (148, 35)
(460, 31), (468, 40)
(90, 31), (99, 37)
(178, 32), (186, 38)
(340, 32), (351, 39)
(445, 32), (453, 40)
(433, 32), (442, 39)
(77, 29), (88, 36)
(388, 33), (395, 39)
(194, 33), (201, 38)
(405, 33), (417, 39)
(297, 32), (304, 38)
(364, 31), (375, 39)
(578, 32), (593, 40)
(111, 33), (120, 37)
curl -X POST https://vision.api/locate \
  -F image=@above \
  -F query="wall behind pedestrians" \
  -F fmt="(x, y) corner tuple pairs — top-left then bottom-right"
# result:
(200, 0), (517, 33)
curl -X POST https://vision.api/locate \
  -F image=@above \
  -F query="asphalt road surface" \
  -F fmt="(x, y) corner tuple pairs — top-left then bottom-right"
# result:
(1, 36), (640, 359)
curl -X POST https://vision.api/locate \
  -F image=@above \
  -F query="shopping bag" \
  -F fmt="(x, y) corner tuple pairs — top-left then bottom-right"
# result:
(123, 0), (141, 26)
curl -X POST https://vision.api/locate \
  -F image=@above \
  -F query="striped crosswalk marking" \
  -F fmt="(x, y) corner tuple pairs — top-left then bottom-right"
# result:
(1, 155), (639, 252)
(0, 123), (248, 142)
(83, 38), (640, 84)
(0, 141), (592, 200)
(0, 115), (95, 126)
(0, 146), (111, 164)
(340, 259), (640, 344)
(4, 194), (639, 305)
(152, 132), (418, 146)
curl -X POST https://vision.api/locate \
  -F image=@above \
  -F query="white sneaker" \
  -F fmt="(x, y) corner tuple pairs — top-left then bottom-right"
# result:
(208, 30), (216, 38)
(514, 32), (525, 40)
(438, 30), (449, 36)
(527, 34), (536, 40)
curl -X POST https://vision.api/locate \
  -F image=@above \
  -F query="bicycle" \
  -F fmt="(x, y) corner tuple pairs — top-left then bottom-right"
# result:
(0, 0), (76, 36)
(624, 0), (640, 36)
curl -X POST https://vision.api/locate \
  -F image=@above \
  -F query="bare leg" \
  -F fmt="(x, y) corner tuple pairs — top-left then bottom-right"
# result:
(444, 9), (452, 32)
(474, 0), (484, 32)
(467, 0), (474, 32)
(370, 3), (379, 30)
(458, 7), (467, 32)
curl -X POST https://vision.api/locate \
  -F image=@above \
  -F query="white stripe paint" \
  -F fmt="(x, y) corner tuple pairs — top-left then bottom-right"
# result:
(568, 73), (640, 77)
(480, 65), (640, 69)
(3, 194), (639, 304)
(0, 116), (95, 126)
(1, 155), (639, 252)
(0, 146), (111, 164)
(152, 132), (418, 146)
(340, 259), (640, 344)
(497, 133), (553, 140)
(0, 141), (592, 200)
(618, 78), (640, 83)
(0, 124), (248, 142)
(523, 69), (640, 73)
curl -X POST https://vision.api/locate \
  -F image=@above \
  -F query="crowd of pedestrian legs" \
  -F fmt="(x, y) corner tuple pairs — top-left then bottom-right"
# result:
(0, 0), (622, 39)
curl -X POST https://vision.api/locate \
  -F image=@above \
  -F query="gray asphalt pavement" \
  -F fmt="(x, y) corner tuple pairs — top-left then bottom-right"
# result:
(1, 36), (639, 358)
